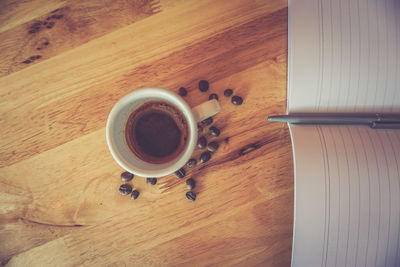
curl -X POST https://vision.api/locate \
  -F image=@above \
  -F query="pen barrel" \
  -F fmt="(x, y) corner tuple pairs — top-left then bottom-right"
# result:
(380, 114), (400, 123)
(268, 113), (400, 126)
(371, 122), (400, 129)
(279, 114), (376, 124)
(289, 116), (373, 124)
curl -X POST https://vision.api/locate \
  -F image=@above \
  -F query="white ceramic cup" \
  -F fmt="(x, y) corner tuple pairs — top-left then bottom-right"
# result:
(106, 88), (220, 177)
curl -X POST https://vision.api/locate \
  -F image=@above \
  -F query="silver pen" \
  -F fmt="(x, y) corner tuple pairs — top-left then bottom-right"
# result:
(267, 113), (400, 129)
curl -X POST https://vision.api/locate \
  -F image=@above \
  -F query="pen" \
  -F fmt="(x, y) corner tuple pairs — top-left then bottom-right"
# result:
(267, 113), (400, 129)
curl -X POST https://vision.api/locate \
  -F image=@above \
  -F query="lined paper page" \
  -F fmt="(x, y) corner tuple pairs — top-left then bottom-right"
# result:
(290, 125), (400, 267)
(288, 0), (400, 113)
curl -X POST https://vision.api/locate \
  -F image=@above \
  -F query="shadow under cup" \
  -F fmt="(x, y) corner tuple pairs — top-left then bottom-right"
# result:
(106, 88), (198, 178)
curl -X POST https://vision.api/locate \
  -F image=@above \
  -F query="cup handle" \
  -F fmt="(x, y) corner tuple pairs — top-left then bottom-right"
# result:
(191, 99), (221, 122)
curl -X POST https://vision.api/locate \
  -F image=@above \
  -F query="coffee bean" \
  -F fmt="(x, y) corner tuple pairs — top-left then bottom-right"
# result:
(186, 178), (196, 190)
(207, 141), (219, 152)
(119, 184), (132, 195)
(175, 168), (186, 178)
(209, 126), (220, 136)
(198, 80), (209, 92)
(224, 89), (233, 97)
(178, 87), (187, 96)
(198, 125), (203, 133)
(201, 117), (213, 126)
(186, 191), (196, 201)
(186, 158), (197, 168)
(232, 95), (243, 105)
(130, 190), (140, 200)
(121, 171), (134, 182)
(197, 136), (207, 149)
(200, 151), (211, 163)
(209, 93), (218, 100)
(146, 177), (157, 185)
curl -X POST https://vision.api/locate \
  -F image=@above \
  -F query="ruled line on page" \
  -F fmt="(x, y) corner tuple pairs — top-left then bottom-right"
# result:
(383, 130), (400, 267)
(378, 130), (392, 267)
(347, 127), (362, 266)
(289, 125), (400, 266)
(365, 128), (382, 266)
(316, 125), (329, 267)
(338, 127), (351, 267)
(288, 0), (400, 113)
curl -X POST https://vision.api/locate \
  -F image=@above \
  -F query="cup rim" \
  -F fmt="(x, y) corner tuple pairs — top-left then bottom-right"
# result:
(106, 88), (197, 177)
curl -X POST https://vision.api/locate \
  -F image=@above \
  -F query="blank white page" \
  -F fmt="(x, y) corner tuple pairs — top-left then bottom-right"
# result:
(290, 124), (400, 267)
(288, 0), (400, 113)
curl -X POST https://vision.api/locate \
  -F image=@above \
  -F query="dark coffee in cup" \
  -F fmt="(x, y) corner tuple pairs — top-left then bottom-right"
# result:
(125, 101), (189, 164)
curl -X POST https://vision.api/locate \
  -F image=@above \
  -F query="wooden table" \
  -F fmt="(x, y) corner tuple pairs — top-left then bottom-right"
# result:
(0, 0), (292, 266)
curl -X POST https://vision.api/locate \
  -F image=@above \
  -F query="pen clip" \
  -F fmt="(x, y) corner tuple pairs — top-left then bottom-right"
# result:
(370, 121), (400, 129)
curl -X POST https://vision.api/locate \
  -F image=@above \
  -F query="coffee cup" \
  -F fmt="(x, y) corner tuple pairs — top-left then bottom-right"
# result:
(106, 88), (220, 177)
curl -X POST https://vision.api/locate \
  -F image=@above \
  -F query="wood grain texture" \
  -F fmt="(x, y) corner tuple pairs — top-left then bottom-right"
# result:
(0, 0), (160, 76)
(0, 0), (292, 266)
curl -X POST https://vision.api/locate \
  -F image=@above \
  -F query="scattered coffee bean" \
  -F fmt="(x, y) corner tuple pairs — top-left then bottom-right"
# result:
(231, 95), (243, 105)
(119, 184), (132, 195)
(178, 87), (187, 96)
(198, 125), (203, 133)
(207, 141), (219, 152)
(146, 177), (157, 185)
(175, 168), (186, 178)
(186, 191), (196, 201)
(186, 178), (196, 190)
(200, 151), (211, 163)
(224, 89), (233, 97)
(209, 93), (218, 100)
(187, 158), (197, 168)
(121, 171), (134, 182)
(197, 136), (207, 149)
(201, 117), (213, 126)
(209, 126), (220, 136)
(198, 80), (209, 92)
(130, 190), (140, 200)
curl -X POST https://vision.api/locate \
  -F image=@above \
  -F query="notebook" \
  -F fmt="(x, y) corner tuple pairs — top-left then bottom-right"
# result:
(288, 0), (400, 266)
